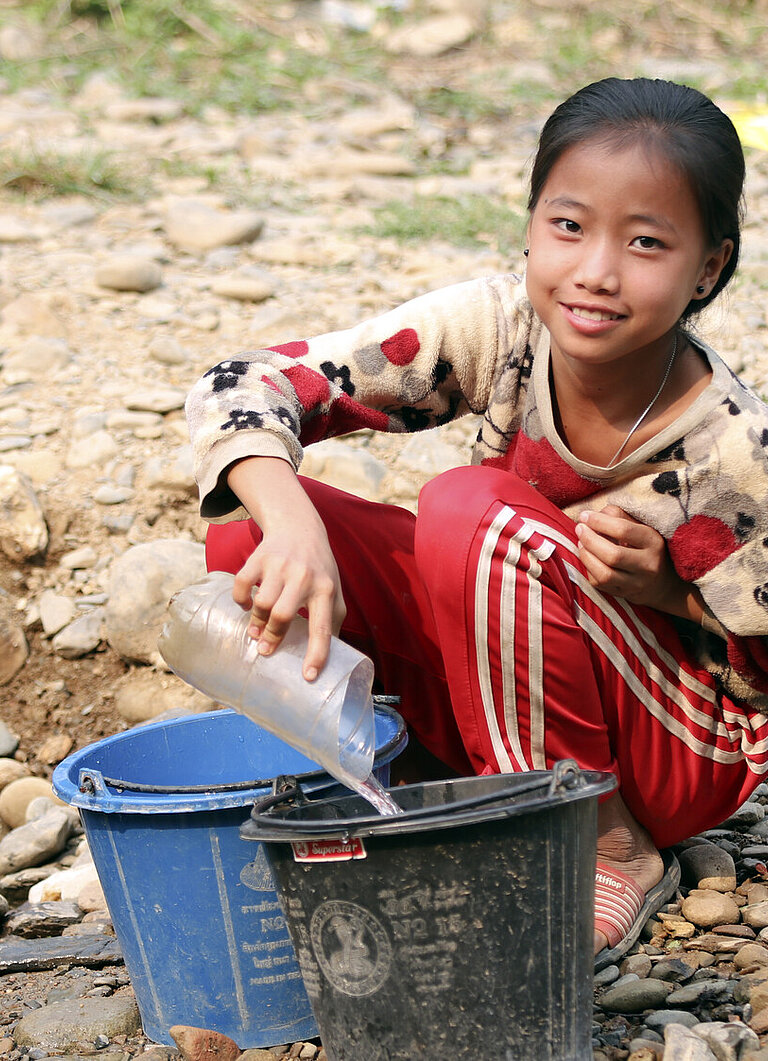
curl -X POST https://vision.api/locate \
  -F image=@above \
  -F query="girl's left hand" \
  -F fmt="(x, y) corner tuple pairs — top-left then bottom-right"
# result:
(574, 505), (686, 613)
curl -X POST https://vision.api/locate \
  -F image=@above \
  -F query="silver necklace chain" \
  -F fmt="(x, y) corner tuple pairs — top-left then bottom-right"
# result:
(605, 333), (678, 468)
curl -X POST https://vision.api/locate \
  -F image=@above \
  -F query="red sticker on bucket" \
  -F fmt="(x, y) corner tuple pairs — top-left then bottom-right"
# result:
(292, 838), (366, 863)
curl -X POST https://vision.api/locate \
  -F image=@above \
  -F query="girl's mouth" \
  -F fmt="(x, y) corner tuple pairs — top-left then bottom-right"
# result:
(570, 306), (622, 322)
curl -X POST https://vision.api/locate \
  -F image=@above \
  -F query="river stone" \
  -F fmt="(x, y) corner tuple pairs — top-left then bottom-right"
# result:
(113, 670), (214, 723)
(52, 607), (106, 659)
(663, 1023), (718, 1059)
(14, 997), (141, 1050)
(104, 539), (206, 665)
(0, 758), (29, 788)
(36, 733), (74, 766)
(149, 336), (188, 365)
(646, 1010), (701, 1032)
(0, 807), (74, 875)
(169, 1025), (241, 1061)
(385, 13), (477, 57)
(143, 445), (195, 491)
(5, 899), (83, 937)
(665, 978), (735, 1007)
(719, 803), (765, 828)
(0, 292), (66, 338)
(65, 429), (119, 470)
(0, 721), (20, 760)
(742, 901), (768, 931)
(39, 590), (77, 637)
(164, 200), (264, 252)
(96, 255), (162, 293)
(693, 1019), (760, 1059)
(210, 272), (276, 302)
(599, 977), (673, 1012)
(678, 844), (737, 892)
(0, 932), (122, 973)
(0, 777), (56, 829)
(740, 883), (768, 904)
(681, 889), (740, 928)
(0, 464), (48, 561)
(60, 546), (98, 570)
(125, 386), (186, 414)
(1, 336), (71, 384)
(620, 953), (653, 978)
(650, 958), (696, 983)
(734, 943), (768, 970)
(0, 616), (27, 685)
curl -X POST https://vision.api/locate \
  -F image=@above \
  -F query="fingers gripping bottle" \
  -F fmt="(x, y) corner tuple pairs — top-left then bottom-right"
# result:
(158, 571), (381, 797)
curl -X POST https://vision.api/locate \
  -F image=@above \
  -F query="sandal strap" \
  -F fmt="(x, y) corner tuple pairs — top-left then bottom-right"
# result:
(594, 861), (646, 950)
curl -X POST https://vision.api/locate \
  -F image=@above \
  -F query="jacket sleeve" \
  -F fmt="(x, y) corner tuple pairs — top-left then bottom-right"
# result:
(185, 273), (524, 521)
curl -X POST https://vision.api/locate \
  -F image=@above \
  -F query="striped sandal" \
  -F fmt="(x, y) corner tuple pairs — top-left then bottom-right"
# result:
(594, 850), (680, 972)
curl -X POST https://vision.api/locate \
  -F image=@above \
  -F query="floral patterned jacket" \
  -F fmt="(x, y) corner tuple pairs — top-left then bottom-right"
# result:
(186, 273), (768, 710)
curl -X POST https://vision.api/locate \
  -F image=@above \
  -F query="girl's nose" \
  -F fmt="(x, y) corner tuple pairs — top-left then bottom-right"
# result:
(573, 242), (619, 294)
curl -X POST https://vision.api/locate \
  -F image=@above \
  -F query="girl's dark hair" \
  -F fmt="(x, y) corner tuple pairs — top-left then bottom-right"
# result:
(528, 77), (745, 318)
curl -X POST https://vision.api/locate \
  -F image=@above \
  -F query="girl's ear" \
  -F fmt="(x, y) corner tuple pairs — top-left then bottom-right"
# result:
(694, 239), (734, 300)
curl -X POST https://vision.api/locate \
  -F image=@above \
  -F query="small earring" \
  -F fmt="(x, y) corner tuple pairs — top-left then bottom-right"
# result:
(696, 284), (706, 294)
(523, 248), (529, 257)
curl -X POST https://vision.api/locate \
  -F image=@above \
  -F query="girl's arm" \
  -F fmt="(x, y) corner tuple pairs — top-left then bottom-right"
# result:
(227, 456), (347, 679)
(187, 274), (521, 522)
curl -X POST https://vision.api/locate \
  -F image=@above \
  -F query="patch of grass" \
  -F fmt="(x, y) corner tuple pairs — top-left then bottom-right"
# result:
(10, 0), (387, 116)
(0, 145), (137, 198)
(364, 194), (525, 254)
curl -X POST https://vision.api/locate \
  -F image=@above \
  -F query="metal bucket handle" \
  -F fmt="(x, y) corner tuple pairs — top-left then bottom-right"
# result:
(78, 695), (404, 797)
(248, 759), (590, 824)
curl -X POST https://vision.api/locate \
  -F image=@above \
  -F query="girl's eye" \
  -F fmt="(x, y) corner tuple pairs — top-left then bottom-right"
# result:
(554, 219), (581, 235)
(632, 235), (663, 250)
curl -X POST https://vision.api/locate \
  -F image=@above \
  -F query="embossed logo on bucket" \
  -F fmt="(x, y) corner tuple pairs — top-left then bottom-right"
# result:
(310, 899), (391, 996)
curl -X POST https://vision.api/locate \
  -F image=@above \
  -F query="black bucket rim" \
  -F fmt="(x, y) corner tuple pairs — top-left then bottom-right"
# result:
(243, 762), (616, 842)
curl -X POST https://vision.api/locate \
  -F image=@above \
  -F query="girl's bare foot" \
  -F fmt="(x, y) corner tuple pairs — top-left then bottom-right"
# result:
(594, 792), (664, 955)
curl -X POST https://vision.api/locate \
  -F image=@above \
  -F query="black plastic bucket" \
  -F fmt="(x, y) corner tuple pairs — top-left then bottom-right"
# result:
(242, 761), (616, 1061)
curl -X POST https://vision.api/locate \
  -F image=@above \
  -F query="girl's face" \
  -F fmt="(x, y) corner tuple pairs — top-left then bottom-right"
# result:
(525, 138), (733, 373)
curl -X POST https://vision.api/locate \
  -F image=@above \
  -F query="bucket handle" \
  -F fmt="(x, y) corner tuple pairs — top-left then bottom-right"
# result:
(77, 767), (309, 797)
(248, 759), (590, 827)
(547, 759), (585, 797)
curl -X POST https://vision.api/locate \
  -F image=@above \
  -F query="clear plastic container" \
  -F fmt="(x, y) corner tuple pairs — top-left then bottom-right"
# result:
(157, 571), (376, 792)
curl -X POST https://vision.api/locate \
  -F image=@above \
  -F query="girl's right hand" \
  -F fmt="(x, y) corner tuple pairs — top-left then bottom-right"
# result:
(227, 457), (347, 681)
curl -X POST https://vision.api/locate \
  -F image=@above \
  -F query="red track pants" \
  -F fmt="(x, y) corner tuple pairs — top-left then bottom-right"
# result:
(206, 466), (768, 848)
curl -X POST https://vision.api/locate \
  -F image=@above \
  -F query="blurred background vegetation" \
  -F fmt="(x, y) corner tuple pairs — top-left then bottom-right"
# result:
(3, 0), (768, 118)
(0, 0), (767, 252)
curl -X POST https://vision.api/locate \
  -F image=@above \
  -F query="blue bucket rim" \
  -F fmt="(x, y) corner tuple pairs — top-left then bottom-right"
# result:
(52, 704), (407, 815)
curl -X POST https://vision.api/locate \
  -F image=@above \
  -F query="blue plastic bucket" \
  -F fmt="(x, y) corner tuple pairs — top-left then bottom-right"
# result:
(52, 705), (406, 1049)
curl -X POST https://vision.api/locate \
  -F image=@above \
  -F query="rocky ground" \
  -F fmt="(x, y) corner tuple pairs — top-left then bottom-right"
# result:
(2, 0), (768, 1058)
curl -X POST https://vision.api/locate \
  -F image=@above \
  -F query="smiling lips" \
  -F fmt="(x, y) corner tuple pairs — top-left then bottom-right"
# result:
(570, 306), (623, 322)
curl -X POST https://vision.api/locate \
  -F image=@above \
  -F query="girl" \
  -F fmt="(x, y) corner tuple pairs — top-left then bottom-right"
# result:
(186, 77), (768, 969)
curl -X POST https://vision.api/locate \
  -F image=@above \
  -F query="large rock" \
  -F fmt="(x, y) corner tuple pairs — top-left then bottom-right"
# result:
(169, 1026), (241, 1061)
(0, 616), (27, 684)
(0, 808), (74, 875)
(164, 199), (264, 253)
(104, 539), (206, 665)
(678, 843), (737, 892)
(113, 670), (214, 723)
(681, 889), (740, 928)
(0, 464), (48, 561)
(663, 1023), (718, 1060)
(95, 254), (163, 293)
(14, 997), (141, 1050)
(0, 777), (57, 829)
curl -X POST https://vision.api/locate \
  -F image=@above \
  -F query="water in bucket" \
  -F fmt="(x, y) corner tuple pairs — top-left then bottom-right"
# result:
(158, 571), (401, 815)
